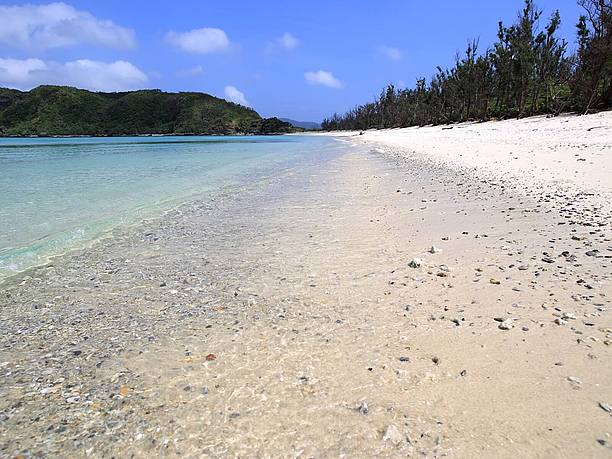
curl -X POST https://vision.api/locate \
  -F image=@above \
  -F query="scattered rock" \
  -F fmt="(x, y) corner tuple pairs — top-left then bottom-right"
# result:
(598, 402), (612, 413)
(382, 424), (403, 445)
(408, 258), (422, 268)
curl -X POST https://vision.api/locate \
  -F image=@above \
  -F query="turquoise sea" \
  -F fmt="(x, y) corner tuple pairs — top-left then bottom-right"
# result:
(0, 135), (342, 281)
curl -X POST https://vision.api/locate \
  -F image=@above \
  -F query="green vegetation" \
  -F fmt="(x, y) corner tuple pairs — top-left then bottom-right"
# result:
(0, 86), (294, 136)
(323, 0), (612, 130)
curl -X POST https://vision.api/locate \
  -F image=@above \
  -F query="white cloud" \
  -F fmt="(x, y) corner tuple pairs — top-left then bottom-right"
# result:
(166, 28), (231, 54)
(224, 85), (250, 106)
(304, 70), (342, 89)
(277, 32), (299, 50)
(380, 46), (402, 61)
(176, 65), (204, 77)
(0, 57), (148, 92)
(0, 2), (135, 50)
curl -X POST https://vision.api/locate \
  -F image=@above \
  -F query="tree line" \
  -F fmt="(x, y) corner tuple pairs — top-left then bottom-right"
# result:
(322, 0), (611, 131)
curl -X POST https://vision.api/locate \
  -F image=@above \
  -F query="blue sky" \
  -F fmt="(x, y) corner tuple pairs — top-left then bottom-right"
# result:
(0, 1), (584, 121)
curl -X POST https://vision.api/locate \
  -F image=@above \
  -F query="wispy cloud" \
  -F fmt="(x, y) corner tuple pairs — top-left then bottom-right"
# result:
(0, 57), (148, 92)
(304, 70), (342, 89)
(165, 27), (231, 54)
(0, 2), (135, 50)
(224, 85), (250, 107)
(277, 32), (299, 50)
(380, 46), (402, 61)
(176, 65), (204, 77)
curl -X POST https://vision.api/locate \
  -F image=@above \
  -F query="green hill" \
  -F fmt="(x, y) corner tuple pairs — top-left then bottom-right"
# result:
(0, 86), (293, 136)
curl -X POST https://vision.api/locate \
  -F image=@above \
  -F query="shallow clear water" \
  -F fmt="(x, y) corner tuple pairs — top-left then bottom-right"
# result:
(0, 135), (342, 280)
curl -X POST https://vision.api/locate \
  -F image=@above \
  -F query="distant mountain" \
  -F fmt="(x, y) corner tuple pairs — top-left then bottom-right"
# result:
(0, 86), (294, 136)
(279, 118), (321, 130)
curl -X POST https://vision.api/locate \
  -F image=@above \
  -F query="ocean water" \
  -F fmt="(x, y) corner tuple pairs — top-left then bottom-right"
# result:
(0, 135), (342, 281)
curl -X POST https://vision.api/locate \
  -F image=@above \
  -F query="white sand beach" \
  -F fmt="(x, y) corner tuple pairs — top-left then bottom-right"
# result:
(335, 111), (612, 211)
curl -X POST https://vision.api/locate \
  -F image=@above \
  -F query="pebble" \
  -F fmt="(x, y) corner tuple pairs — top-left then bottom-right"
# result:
(498, 319), (515, 330)
(428, 245), (442, 254)
(599, 402), (612, 413)
(359, 400), (369, 415)
(408, 258), (422, 268)
(382, 424), (404, 445)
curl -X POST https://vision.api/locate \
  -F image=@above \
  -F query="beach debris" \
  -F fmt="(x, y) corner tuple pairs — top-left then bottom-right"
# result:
(205, 353), (217, 361)
(567, 376), (582, 388)
(432, 356), (440, 365)
(428, 245), (442, 254)
(498, 319), (515, 330)
(489, 278), (501, 285)
(383, 424), (403, 445)
(408, 258), (422, 268)
(358, 400), (369, 415)
(119, 386), (130, 397)
(399, 356), (410, 362)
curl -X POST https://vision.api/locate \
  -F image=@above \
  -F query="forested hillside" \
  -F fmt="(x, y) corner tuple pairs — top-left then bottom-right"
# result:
(323, 0), (612, 130)
(0, 86), (293, 136)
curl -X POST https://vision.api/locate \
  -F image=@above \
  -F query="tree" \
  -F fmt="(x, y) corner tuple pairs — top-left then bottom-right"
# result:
(573, 0), (612, 111)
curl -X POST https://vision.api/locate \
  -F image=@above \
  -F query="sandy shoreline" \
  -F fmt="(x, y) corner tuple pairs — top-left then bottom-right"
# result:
(328, 111), (612, 213)
(1, 116), (611, 457)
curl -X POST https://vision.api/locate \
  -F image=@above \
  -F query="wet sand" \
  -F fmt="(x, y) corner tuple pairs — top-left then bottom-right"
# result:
(1, 131), (611, 457)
